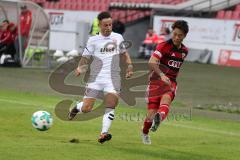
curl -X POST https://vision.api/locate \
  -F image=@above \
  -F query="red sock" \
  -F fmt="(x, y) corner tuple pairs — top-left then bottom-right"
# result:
(158, 104), (169, 121)
(142, 118), (152, 134)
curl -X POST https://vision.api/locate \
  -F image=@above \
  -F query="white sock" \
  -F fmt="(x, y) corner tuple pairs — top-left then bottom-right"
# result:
(101, 108), (115, 134)
(76, 102), (83, 113)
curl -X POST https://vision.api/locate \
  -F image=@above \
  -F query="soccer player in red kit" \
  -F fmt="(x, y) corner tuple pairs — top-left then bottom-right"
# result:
(20, 5), (32, 38)
(0, 20), (12, 57)
(141, 20), (189, 144)
(17, 5), (32, 55)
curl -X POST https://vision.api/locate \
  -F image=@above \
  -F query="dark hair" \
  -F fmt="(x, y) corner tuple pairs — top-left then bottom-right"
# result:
(164, 28), (170, 34)
(21, 5), (27, 10)
(3, 19), (9, 24)
(172, 20), (189, 35)
(97, 11), (111, 21)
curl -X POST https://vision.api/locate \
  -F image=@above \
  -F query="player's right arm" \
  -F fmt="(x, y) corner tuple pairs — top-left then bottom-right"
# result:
(149, 51), (171, 86)
(75, 38), (94, 76)
(75, 57), (89, 76)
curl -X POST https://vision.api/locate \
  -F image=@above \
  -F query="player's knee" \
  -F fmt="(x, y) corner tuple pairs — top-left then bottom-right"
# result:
(161, 94), (172, 104)
(105, 98), (118, 108)
(162, 94), (171, 99)
(106, 101), (118, 108)
(105, 94), (118, 105)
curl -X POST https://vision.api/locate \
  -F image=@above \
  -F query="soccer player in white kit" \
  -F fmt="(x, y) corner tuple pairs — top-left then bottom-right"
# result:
(68, 12), (133, 144)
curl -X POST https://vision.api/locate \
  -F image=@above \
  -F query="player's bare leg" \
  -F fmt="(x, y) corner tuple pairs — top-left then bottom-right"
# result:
(68, 98), (95, 120)
(98, 93), (118, 144)
(151, 94), (172, 132)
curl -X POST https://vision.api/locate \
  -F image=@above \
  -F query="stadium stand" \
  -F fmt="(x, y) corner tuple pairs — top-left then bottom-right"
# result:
(31, 0), (240, 22)
(216, 4), (240, 19)
(30, 0), (189, 23)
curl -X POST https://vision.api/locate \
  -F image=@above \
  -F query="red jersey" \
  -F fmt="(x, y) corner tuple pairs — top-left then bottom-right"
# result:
(20, 10), (32, 36)
(0, 29), (12, 45)
(0, 29), (2, 37)
(150, 39), (188, 82)
(143, 33), (159, 44)
(8, 23), (18, 42)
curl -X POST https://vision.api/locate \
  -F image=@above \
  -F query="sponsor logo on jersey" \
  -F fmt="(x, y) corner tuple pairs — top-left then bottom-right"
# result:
(168, 60), (182, 68)
(100, 47), (116, 53)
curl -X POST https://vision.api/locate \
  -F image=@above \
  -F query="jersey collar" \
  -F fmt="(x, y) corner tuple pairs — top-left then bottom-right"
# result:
(99, 32), (112, 38)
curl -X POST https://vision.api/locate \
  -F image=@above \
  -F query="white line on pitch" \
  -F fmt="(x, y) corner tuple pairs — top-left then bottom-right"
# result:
(166, 123), (240, 137)
(0, 98), (51, 108)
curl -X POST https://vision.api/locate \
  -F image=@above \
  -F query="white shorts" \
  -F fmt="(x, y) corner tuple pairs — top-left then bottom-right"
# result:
(83, 79), (121, 99)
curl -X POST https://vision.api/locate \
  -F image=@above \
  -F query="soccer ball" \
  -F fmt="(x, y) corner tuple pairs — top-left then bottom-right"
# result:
(31, 111), (53, 131)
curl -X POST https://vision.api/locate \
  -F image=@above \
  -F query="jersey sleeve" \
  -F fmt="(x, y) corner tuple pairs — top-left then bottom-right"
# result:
(152, 42), (165, 60)
(118, 35), (127, 54)
(82, 38), (94, 58)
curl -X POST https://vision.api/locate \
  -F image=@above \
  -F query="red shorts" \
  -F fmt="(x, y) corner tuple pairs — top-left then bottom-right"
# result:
(146, 80), (177, 110)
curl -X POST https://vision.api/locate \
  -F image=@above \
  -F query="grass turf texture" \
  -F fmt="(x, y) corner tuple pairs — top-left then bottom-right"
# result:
(0, 62), (240, 159)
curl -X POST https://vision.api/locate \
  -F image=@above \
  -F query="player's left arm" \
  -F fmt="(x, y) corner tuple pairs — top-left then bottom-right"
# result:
(121, 52), (133, 78)
(119, 35), (133, 78)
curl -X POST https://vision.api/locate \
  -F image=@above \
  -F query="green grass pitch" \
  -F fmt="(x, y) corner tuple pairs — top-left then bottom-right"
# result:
(0, 62), (240, 160)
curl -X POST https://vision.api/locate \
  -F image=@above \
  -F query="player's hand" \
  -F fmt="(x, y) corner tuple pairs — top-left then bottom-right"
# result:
(161, 75), (174, 91)
(160, 74), (171, 86)
(75, 67), (81, 77)
(75, 65), (88, 77)
(126, 64), (133, 79)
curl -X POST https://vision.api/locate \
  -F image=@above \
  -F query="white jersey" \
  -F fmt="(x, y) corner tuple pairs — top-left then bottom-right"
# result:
(82, 32), (126, 81)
